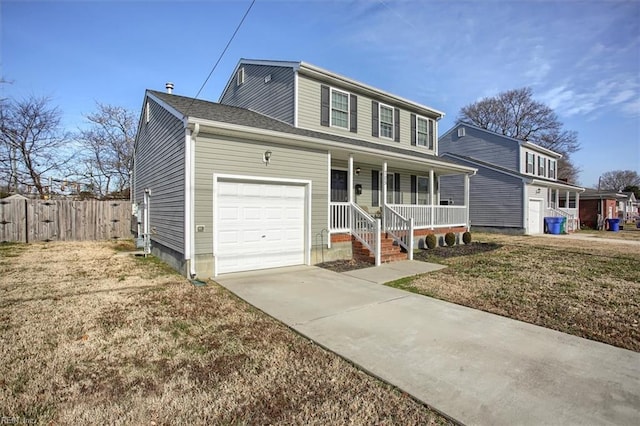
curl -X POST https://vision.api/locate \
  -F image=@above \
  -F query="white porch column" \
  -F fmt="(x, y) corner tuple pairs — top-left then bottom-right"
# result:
(565, 190), (570, 208)
(555, 188), (559, 209)
(429, 169), (435, 205)
(575, 191), (580, 229)
(348, 154), (354, 204)
(464, 173), (470, 228)
(429, 169), (435, 228)
(382, 162), (388, 206)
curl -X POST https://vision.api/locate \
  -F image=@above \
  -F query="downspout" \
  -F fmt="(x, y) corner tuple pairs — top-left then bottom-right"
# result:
(186, 122), (199, 278)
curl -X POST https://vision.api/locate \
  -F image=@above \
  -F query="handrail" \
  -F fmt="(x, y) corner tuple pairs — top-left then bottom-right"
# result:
(351, 203), (381, 266)
(383, 204), (413, 260)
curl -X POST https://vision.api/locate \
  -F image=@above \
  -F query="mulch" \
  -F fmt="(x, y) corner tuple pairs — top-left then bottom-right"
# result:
(317, 242), (502, 272)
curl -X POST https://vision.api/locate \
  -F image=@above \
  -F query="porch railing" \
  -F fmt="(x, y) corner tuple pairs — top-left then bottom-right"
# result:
(352, 203), (381, 266)
(387, 204), (467, 228)
(546, 207), (578, 232)
(330, 202), (351, 233)
(329, 202), (380, 266)
(383, 205), (413, 260)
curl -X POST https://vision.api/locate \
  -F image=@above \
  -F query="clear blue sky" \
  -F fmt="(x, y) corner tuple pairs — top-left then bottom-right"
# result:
(2, 0), (638, 187)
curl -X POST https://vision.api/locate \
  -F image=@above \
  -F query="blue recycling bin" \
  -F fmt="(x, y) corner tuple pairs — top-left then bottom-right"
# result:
(544, 217), (563, 235)
(606, 218), (620, 232)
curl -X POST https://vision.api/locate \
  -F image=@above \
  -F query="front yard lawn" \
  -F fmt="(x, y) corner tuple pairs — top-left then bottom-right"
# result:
(390, 233), (640, 352)
(0, 241), (448, 425)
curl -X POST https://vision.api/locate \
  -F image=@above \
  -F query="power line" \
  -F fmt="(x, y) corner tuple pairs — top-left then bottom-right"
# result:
(185, 0), (256, 115)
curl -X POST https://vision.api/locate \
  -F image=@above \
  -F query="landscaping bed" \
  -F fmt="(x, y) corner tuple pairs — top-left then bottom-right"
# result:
(0, 241), (449, 425)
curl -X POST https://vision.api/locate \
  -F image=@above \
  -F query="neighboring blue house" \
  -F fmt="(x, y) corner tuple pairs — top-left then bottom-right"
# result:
(439, 122), (584, 234)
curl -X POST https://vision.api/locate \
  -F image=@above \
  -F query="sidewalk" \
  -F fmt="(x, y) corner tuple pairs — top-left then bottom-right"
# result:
(215, 264), (640, 426)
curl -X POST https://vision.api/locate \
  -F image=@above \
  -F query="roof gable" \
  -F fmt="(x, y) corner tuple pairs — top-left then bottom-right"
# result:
(441, 122), (562, 158)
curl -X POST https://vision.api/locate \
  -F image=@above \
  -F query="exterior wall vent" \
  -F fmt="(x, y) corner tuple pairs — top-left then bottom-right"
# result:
(264, 74), (272, 84)
(237, 67), (245, 86)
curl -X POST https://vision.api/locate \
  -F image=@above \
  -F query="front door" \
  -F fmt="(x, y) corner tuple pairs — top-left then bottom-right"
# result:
(331, 169), (348, 202)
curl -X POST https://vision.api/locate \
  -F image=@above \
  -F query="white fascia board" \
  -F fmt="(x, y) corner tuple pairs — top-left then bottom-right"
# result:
(522, 141), (562, 158)
(186, 117), (476, 175)
(530, 179), (585, 192)
(299, 62), (445, 120)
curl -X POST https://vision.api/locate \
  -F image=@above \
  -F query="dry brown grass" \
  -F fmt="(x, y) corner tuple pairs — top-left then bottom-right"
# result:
(577, 225), (640, 241)
(395, 233), (640, 352)
(0, 241), (449, 425)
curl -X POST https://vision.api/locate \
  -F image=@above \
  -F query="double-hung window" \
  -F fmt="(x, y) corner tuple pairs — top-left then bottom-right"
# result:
(331, 89), (349, 129)
(526, 152), (535, 174)
(416, 117), (429, 147)
(379, 104), (394, 139)
(538, 155), (546, 176)
(417, 176), (429, 205)
(548, 159), (556, 179)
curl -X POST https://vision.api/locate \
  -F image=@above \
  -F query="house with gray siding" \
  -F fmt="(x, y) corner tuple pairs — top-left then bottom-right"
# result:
(132, 59), (477, 278)
(439, 123), (584, 234)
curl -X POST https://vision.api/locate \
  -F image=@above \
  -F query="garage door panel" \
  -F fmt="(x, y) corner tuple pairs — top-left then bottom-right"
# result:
(216, 181), (306, 274)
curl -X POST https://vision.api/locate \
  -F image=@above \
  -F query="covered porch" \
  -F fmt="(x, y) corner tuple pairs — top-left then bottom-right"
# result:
(327, 151), (476, 265)
(540, 180), (584, 232)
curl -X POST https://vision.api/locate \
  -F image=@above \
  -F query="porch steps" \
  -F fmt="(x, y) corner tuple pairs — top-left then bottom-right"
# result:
(352, 234), (407, 264)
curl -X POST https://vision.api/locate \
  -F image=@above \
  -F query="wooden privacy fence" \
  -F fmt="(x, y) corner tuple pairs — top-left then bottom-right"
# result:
(0, 199), (132, 243)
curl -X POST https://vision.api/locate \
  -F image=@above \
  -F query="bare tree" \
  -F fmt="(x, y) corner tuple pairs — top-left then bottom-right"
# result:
(459, 87), (581, 182)
(598, 170), (640, 192)
(0, 96), (71, 198)
(75, 103), (137, 198)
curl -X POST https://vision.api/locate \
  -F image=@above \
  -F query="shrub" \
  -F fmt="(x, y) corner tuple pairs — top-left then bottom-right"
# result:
(462, 231), (472, 245)
(425, 234), (437, 249)
(445, 232), (456, 247)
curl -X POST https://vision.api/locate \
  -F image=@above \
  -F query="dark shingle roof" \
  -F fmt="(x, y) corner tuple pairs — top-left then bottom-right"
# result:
(147, 90), (468, 167)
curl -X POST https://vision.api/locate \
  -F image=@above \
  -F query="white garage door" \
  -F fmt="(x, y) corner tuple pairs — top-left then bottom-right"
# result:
(216, 181), (306, 274)
(528, 199), (543, 234)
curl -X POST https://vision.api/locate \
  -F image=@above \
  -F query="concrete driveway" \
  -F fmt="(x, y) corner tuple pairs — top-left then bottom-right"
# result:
(215, 263), (640, 426)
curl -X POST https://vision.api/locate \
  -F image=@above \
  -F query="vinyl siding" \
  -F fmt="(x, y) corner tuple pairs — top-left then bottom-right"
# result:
(440, 160), (523, 228)
(133, 98), (185, 254)
(440, 126), (519, 171)
(193, 134), (328, 256)
(219, 64), (295, 125)
(297, 75), (437, 155)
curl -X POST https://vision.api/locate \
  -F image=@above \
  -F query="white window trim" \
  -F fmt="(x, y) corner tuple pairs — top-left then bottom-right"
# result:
(526, 152), (535, 175)
(379, 102), (394, 140)
(417, 175), (430, 205)
(538, 155), (546, 176)
(329, 87), (350, 130)
(548, 159), (556, 180)
(415, 115), (432, 149)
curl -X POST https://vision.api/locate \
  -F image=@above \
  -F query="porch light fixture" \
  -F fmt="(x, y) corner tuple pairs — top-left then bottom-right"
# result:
(355, 167), (361, 175)
(536, 188), (541, 194)
(263, 150), (272, 165)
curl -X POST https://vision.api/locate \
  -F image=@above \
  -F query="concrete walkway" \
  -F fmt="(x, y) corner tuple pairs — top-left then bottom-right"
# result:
(215, 263), (640, 426)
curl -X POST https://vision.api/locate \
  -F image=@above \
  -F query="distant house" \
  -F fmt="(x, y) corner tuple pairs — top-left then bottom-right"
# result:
(620, 192), (638, 222)
(132, 59), (476, 278)
(438, 123), (584, 234)
(579, 190), (628, 229)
